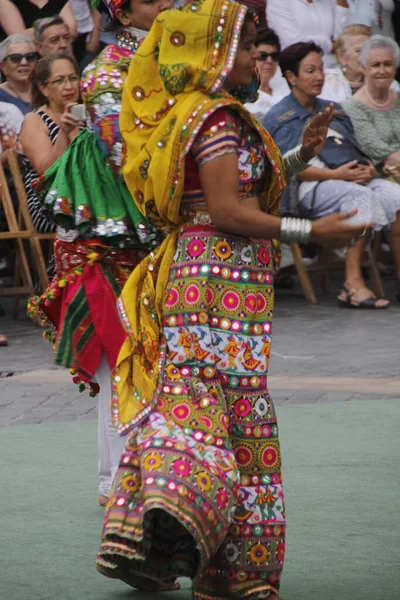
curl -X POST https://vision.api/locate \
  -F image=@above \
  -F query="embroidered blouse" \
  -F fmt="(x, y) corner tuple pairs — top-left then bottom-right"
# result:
(182, 107), (308, 217)
(80, 28), (146, 172)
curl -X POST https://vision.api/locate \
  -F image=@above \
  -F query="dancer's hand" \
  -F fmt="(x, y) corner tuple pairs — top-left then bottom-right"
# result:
(300, 104), (337, 161)
(310, 209), (372, 248)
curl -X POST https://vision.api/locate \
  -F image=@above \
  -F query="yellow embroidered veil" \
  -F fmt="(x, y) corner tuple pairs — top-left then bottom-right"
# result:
(113, 0), (285, 433)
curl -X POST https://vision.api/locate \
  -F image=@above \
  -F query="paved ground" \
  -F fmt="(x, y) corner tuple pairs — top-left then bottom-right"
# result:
(0, 274), (399, 426)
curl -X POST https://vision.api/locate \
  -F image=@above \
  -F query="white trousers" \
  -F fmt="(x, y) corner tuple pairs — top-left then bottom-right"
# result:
(95, 354), (126, 497)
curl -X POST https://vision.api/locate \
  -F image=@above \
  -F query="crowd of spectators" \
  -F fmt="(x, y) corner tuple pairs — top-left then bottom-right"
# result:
(1, 0), (400, 341)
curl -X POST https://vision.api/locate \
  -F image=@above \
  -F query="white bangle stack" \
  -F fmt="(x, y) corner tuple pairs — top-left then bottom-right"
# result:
(283, 147), (310, 177)
(280, 217), (312, 245)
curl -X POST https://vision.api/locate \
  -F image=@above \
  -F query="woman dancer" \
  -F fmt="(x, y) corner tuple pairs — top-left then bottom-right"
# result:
(28, 0), (172, 505)
(95, 1), (369, 597)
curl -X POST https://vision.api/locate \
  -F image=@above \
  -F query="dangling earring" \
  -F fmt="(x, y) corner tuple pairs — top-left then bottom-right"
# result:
(341, 65), (347, 73)
(292, 82), (296, 86)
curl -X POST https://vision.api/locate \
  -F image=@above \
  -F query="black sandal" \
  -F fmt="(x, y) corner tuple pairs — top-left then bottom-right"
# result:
(337, 285), (390, 309)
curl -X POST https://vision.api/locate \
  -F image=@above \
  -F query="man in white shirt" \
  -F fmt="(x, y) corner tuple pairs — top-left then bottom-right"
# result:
(267, 0), (351, 68)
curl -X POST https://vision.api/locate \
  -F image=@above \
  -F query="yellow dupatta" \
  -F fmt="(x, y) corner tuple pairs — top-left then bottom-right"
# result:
(113, 0), (285, 433)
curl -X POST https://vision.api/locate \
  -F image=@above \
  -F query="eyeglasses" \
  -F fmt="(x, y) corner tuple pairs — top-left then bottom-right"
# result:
(257, 51), (280, 63)
(46, 74), (80, 86)
(4, 52), (38, 64)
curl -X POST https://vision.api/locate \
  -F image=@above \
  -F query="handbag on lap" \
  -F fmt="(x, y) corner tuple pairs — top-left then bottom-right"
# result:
(319, 137), (369, 168)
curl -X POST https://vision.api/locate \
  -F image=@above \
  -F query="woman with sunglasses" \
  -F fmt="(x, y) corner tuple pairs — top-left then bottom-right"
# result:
(18, 55), (82, 234)
(0, 33), (38, 117)
(245, 27), (289, 120)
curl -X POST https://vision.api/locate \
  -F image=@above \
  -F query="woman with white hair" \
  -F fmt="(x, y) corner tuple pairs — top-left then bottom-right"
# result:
(321, 24), (400, 104)
(345, 34), (400, 301)
(345, 35), (400, 171)
(0, 33), (37, 117)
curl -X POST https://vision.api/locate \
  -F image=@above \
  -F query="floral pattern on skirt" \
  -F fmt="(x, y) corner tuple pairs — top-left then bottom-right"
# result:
(97, 224), (285, 599)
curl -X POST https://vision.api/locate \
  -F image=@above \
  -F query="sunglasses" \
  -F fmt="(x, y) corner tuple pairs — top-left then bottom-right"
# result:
(257, 51), (280, 63)
(4, 52), (38, 64)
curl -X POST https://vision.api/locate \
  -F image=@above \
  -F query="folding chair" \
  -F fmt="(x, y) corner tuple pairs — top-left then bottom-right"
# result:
(0, 160), (35, 318)
(7, 148), (55, 292)
(287, 241), (384, 304)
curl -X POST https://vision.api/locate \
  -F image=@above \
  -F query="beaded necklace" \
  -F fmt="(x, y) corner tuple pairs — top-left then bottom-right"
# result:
(365, 87), (393, 108)
(116, 27), (147, 52)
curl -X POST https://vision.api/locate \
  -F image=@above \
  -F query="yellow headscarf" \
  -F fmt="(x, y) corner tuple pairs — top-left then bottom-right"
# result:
(113, 0), (285, 433)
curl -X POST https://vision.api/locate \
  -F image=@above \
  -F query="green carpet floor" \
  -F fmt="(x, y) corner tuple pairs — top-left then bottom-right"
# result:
(1, 399), (399, 600)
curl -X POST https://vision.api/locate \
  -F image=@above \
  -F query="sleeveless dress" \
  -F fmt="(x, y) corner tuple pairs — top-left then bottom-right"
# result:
(97, 108), (285, 599)
(19, 109), (57, 235)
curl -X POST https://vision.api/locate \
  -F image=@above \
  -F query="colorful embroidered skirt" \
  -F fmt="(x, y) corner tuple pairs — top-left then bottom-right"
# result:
(97, 224), (285, 599)
(34, 129), (158, 247)
(29, 238), (148, 384)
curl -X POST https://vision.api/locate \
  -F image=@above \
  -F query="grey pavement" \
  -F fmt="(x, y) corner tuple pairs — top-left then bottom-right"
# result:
(0, 274), (399, 426)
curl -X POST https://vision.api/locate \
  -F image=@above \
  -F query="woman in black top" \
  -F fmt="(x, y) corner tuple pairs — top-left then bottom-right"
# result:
(0, 0), (76, 41)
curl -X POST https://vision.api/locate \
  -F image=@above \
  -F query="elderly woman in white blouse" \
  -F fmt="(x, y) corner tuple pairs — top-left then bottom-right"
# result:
(320, 24), (371, 102)
(267, 0), (351, 68)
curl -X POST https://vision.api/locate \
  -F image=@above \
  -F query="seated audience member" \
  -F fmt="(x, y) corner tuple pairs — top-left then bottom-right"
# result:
(345, 35), (400, 179)
(0, 101), (23, 156)
(263, 42), (400, 308)
(18, 55), (82, 233)
(267, 0), (351, 69)
(320, 25), (371, 102)
(0, 34), (38, 116)
(34, 16), (74, 58)
(349, 0), (395, 39)
(321, 24), (400, 103)
(0, 0), (77, 42)
(245, 27), (289, 119)
(0, 102), (21, 338)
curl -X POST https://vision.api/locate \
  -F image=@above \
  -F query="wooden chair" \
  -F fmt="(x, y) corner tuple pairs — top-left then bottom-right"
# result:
(287, 242), (384, 304)
(0, 159), (35, 317)
(7, 148), (55, 292)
